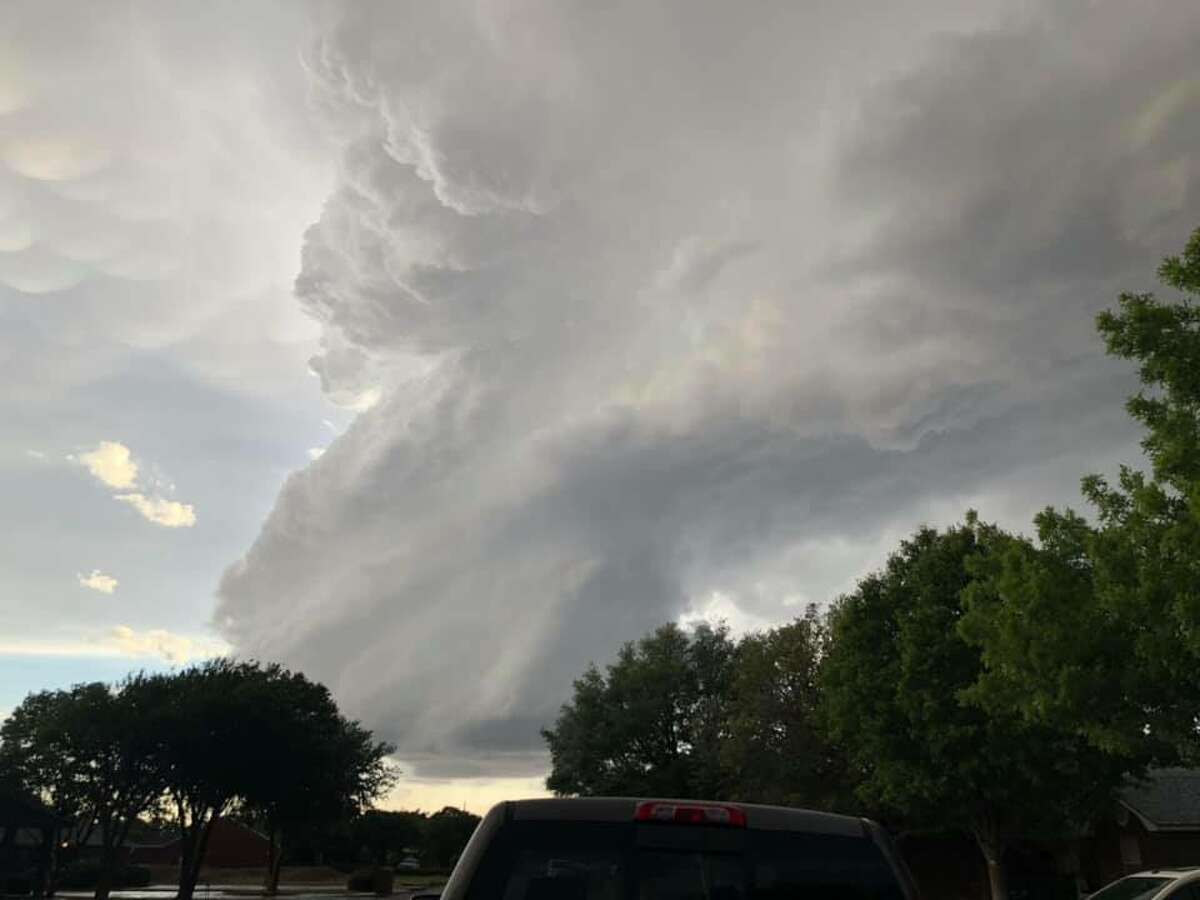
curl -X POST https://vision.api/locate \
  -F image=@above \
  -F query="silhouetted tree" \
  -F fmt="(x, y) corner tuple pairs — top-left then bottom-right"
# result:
(421, 807), (479, 870)
(146, 659), (392, 900)
(243, 672), (395, 894)
(351, 810), (425, 866)
(0, 677), (167, 900)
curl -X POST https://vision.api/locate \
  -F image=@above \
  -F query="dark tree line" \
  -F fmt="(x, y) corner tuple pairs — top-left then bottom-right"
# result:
(312, 807), (480, 872)
(544, 227), (1200, 900)
(0, 660), (395, 900)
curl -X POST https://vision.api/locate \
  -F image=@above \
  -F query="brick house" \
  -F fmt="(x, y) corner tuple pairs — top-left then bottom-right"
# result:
(900, 770), (1200, 900)
(1081, 769), (1200, 892)
(129, 820), (270, 869)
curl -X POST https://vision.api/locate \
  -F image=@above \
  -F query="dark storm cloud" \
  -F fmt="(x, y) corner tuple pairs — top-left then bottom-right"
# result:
(217, 0), (1199, 775)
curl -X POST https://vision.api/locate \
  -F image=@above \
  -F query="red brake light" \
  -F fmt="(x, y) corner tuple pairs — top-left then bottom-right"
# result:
(634, 801), (747, 827)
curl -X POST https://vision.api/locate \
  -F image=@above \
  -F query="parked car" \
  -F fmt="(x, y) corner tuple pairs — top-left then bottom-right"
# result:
(1088, 869), (1200, 900)
(428, 797), (917, 899)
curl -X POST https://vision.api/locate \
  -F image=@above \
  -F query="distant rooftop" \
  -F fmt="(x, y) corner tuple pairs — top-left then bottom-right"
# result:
(1121, 769), (1200, 831)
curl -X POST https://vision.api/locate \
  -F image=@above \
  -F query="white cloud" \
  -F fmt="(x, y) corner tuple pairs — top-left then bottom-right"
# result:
(678, 591), (772, 638)
(77, 569), (118, 594)
(78, 440), (138, 489)
(307, 447), (325, 460)
(114, 493), (196, 528)
(0, 627), (228, 664)
(106, 625), (227, 664)
(73, 440), (197, 526)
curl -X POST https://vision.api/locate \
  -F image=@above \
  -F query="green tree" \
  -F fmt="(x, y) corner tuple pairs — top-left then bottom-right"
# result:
(543, 622), (735, 798)
(722, 607), (854, 810)
(823, 519), (1133, 900)
(0, 677), (167, 900)
(960, 226), (1200, 764)
(421, 807), (480, 871)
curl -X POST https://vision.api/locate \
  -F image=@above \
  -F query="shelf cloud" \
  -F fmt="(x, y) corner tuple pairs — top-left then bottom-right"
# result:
(217, 0), (1200, 777)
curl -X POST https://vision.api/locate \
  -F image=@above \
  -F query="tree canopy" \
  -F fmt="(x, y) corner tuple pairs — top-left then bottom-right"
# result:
(823, 519), (1134, 900)
(543, 622), (735, 799)
(0, 677), (167, 899)
(0, 660), (394, 900)
(960, 226), (1200, 765)
(544, 614), (853, 810)
(721, 607), (852, 811)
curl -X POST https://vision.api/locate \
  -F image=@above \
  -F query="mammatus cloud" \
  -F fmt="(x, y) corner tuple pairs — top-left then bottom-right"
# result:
(114, 493), (197, 529)
(0, 3), (333, 691)
(0, 1), (331, 405)
(218, 0), (1200, 777)
(78, 441), (138, 489)
(77, 569), (118, 594)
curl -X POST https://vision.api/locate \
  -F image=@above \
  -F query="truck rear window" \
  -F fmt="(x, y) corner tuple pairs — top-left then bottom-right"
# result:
(465, 821), (906, 900)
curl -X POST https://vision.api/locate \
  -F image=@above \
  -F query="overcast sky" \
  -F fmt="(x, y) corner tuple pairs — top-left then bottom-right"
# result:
(3, 0), (1198, 811)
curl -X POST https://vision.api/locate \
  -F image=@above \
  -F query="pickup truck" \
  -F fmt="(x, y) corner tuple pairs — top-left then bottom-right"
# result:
(423, 797), (918, 899)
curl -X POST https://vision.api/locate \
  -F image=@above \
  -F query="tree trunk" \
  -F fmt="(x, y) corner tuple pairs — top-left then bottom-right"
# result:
(985, 857), (1009, 900)
(40, 824), (57, 898)
(1, 821), (12, 900)
(94, 834), (118, 900)
(264, 828), (284, 896)
(972, 828), (1009, 900)
(176, 825), (195, 899)
(972, 812), (1009, 900)
(93, 864), (113, 900)
(177, 815), (218, 900)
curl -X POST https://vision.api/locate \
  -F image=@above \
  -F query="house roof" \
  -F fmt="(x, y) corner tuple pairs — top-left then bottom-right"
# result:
(1120, 769), (1200, 831)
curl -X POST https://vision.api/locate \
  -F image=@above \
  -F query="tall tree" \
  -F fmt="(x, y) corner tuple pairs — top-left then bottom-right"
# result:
(823, 519), (1134, 900)
(154, 660), (263, 900)
(723, 607), (854, 810)
(543, 622), (735, 798)
(0, 678), (167, 900)
(961, 226), (1200, 764)
(246, 673), (395, 894)
(154, 659), (394, 900)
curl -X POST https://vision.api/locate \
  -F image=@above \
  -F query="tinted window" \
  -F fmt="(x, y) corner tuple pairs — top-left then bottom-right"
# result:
(751, 832), (904, 900)
(466, 822), (904, 900)
(499, 849), (623, 900)
(635, 850), (745, 900)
